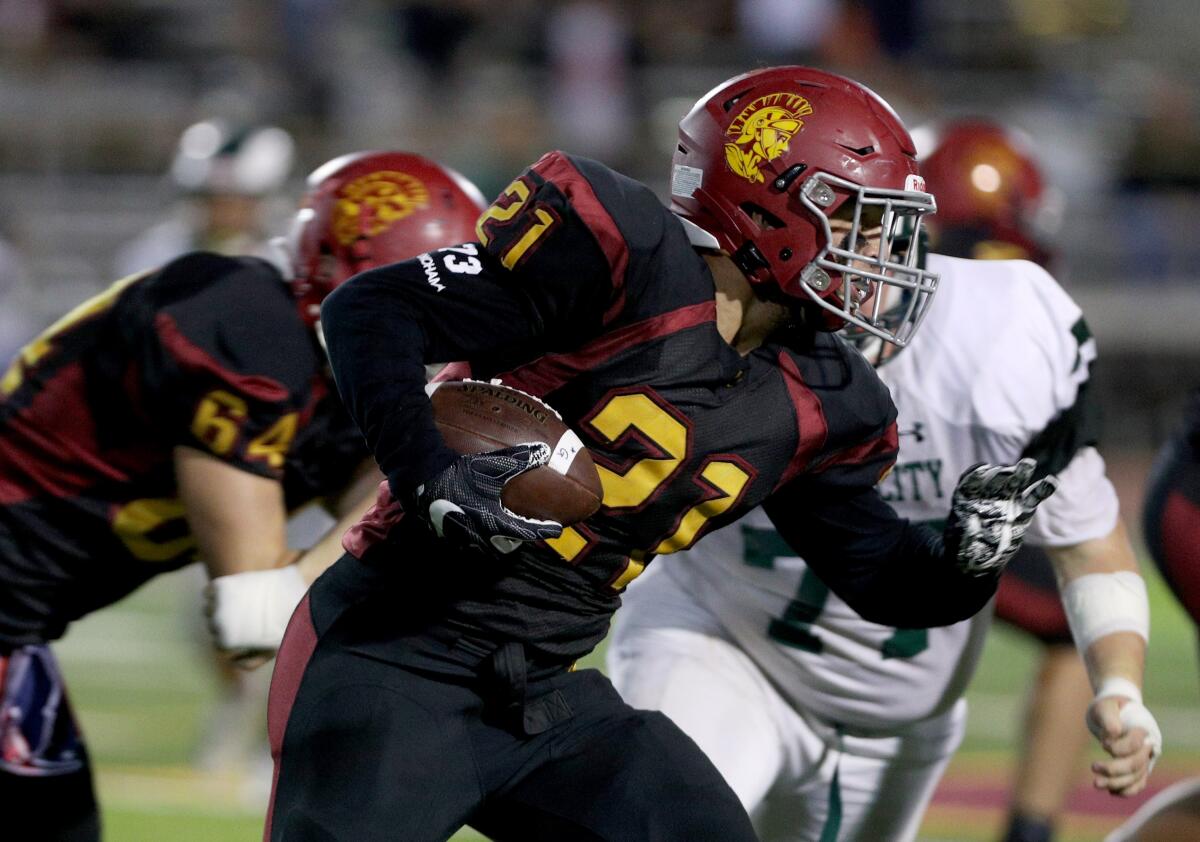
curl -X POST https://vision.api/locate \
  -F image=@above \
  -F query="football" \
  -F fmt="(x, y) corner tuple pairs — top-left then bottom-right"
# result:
(427, 379), (603, 526)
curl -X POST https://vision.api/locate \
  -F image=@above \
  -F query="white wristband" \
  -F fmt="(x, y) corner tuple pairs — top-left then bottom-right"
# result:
(1061, 571), (1149, 652)
(1089, 677), (1162, 767)
(1095, 676), (1142, 704)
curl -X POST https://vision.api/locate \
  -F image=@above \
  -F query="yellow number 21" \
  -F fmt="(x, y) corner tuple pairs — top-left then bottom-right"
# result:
(546, 390), (752, 589)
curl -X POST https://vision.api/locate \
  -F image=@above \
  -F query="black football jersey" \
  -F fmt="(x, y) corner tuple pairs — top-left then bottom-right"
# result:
(1184, 387), (1200, 452)
(322, 152), (992, 666)
(0, 254), (366, 645)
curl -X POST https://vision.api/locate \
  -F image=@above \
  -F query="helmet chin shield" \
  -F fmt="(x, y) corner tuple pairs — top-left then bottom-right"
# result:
(795, 172), (938, 347)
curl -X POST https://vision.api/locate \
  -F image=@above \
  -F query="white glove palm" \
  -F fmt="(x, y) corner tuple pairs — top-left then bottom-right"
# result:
(204, 565), (308, 657)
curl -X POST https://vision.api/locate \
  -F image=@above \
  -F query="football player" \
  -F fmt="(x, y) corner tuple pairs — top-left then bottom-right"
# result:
(113, 119), (297, 278)
(0, 151), (484, 841)
(606, 118), (1160, 842)
(111, 118), (301, 778)
(267, 66), (1058, 842)
(1104, 390), (1200, 841)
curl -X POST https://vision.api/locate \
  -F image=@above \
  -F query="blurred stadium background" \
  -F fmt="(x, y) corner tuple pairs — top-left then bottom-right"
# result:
(2, 1), (1197, 840)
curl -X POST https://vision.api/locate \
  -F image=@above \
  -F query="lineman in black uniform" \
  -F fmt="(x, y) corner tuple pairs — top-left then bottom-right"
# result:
(0, 151), (483, 841)
(268, 67), (1058, 842)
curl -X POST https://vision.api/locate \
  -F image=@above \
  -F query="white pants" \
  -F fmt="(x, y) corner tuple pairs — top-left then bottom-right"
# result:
(608, 571), (966, 842)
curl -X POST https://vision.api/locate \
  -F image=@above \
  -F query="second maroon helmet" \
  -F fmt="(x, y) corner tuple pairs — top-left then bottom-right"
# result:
(287, 151), (486, 326)
(671, 66), (938, 346)
(918, 119), (1060, 267)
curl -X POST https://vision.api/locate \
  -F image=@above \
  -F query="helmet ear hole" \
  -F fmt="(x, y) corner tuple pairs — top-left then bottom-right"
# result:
(739, 203), (786, 231)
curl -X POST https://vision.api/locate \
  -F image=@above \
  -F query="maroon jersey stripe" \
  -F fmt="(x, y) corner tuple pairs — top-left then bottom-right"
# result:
(265, 592), (319, 842)
(0, 361), (113, 504)
(814, 421), (899, 475)
(774, 351), (829, 490)
(155, 313), (291, 403)
(498, 301), (716, 397)
(533, 152), (631, 296)
(342, 479), (405, 559)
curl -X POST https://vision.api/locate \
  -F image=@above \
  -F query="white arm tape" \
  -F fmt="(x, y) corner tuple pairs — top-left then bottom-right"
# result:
(1092, 677), (1163, 766)
(1096, 676), (1142, 704)
(1061, 571), (1149, 652)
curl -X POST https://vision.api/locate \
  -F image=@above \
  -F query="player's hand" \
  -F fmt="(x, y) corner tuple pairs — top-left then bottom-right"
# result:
(945, 458), (1058, 576)
(204, 565), (308, 667)
(1087, 690), (1162, 797)
(414, 443), (563, 555)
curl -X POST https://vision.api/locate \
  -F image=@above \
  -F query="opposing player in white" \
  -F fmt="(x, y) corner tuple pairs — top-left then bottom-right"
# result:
(608, 252), (1160, 841)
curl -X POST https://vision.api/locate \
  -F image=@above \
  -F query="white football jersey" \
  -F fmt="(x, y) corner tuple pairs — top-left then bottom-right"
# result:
(650, 254), (1119, 730)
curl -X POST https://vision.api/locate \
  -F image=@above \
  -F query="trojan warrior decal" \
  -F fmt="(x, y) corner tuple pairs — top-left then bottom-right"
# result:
(333, 171), (431, 245)
(725, 93), (814, 183)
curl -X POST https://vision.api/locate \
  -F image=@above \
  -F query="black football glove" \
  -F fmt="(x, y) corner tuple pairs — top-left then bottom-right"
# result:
(414, 443), (564, 555)
(945, 458), (1059, 576)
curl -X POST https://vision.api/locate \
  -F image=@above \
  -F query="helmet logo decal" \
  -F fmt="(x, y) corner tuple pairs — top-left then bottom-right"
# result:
(724, 93), (813, 183)
(332, 170), (430, 245)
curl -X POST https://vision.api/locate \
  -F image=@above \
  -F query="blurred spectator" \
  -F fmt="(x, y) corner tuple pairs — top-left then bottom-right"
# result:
(55, 0), (178, 61)
(860, 0), (922, 60)
(281, 0), (339, 127)
(394, 1), (481, 79)
(634, 0), (729, 64)
(735, 0), (839, 59)
(1119, 78), (1200, 192)
(545, 1), (637, 162)
(113, 119), (295, 278)
(813, 0), (925, 70)
(1113, 69), (1200, 283)
(0, 0), (52, 61)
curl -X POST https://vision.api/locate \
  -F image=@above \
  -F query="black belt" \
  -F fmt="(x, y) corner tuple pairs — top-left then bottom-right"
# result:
(482, 641), (573, 736)
(391, 625), (575, 736)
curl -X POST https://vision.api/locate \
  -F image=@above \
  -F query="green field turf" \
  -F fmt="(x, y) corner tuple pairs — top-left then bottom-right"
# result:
(54, 560), (1197, 842)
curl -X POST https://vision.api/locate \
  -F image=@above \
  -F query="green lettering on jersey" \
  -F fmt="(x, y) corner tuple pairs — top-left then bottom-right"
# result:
(768, 569), (830, 653)
(881, 628), (928, 659)
(743, 523), (931, 660)
(878, 458), (945, 504)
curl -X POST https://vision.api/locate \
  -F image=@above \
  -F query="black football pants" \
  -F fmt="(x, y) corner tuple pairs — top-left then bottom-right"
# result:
(268, 626), (758, 842)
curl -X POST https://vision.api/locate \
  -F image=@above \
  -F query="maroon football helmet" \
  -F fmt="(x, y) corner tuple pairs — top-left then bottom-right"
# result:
(671, 66), (938, 346)
(287, 151), (486, 326)
(919, 119), (1059, 267)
